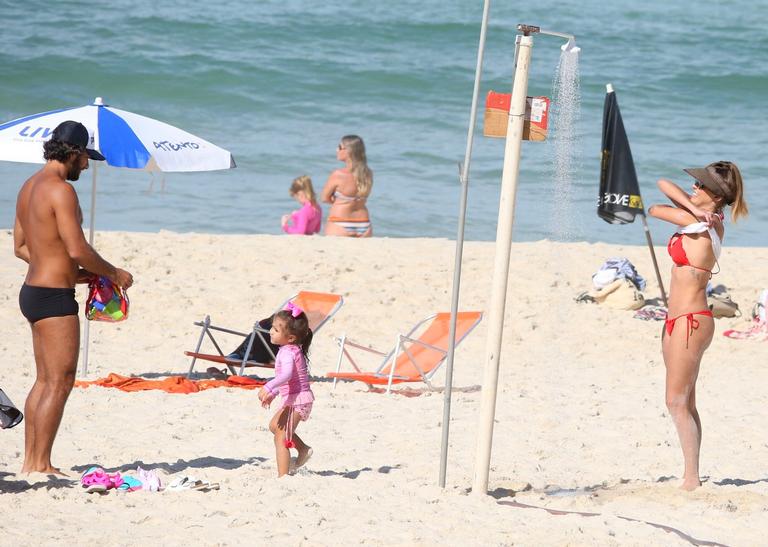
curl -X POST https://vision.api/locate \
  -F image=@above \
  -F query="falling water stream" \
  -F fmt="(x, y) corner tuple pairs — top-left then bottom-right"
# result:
(548, 44), (582, 241)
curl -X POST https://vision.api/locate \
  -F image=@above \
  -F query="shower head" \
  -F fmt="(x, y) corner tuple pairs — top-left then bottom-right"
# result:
(517, 24), (580, 53)
(561, 38), (581, 54)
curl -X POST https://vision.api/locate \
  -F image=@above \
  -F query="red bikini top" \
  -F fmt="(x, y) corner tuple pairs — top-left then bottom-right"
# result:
(667, 233), (712, 273)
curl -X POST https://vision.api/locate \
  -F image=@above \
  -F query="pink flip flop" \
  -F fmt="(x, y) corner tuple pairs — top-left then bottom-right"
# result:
(81, 467), (124, 493)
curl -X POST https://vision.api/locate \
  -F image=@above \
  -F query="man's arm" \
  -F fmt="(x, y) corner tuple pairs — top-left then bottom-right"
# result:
(52, 183), (132, 287)
(13, 215), (30, 263)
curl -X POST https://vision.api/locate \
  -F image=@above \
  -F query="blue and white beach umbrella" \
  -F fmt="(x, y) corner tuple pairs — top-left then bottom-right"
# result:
(0, 97), (235, 171)
(0, 97), (235, 376)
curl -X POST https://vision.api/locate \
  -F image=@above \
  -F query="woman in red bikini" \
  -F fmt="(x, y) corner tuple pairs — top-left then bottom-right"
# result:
(649, 161), (748, 490)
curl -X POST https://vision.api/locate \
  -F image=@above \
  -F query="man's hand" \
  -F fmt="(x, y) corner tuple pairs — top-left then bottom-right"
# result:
(76, 269), (93, 284)
(112, 268), (134, 289)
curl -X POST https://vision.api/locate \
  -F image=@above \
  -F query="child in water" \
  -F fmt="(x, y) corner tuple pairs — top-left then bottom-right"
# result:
(281, 175), (322, 235)
(258, 303), (315, 476)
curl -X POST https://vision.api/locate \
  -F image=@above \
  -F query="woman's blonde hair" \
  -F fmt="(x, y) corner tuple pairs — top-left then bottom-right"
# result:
(289, 175), (317, 205)
(720, 161), (749, 222)
(705, 161), (749, 222)
(340, 135), (373, 198)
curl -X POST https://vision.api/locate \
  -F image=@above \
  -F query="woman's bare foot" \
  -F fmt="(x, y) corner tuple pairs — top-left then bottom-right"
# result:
(680, 477), (701, 491)
(295, 447), (313, 470)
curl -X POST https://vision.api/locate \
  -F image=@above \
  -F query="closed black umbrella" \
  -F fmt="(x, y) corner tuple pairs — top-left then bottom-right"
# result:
(599, 84), (667, 306)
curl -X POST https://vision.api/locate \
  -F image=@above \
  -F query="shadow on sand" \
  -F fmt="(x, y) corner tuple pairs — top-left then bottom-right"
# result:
(714, 476), (768, 487)
(491, 478), (732, 547)
(70, 455), (267, 475)
(310, 464), (401, 479)
(497, 498), (729, 547)
(0, 470), (77, 494)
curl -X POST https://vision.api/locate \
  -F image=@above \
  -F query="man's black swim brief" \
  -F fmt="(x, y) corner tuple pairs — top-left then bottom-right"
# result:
(18, 284), (78, 324)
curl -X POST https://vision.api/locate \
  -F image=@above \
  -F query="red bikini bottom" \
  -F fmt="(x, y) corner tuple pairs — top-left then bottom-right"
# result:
(664, 310), (713, 348)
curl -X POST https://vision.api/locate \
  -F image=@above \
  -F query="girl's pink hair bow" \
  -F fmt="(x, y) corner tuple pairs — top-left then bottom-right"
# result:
(283, 302), (304, 318)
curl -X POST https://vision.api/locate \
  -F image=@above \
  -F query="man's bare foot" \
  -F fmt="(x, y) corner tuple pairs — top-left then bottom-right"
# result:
(680, 477), (701, 491)
(21, 465), (69, 477)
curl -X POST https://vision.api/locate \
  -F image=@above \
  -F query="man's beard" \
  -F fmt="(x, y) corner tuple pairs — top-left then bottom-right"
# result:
(66, 163), (82, 181)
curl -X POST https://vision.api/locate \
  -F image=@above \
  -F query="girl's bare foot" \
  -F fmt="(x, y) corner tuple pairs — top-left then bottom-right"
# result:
(294, 447), (313, 470)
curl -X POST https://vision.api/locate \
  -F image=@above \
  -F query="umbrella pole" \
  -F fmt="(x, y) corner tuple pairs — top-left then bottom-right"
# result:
(80, 163), (98, 376)
(439, 0), (491, 489)
(473, 33), (533, 496)
(640, 212), (668, 307)
(88, 163), (97, 245)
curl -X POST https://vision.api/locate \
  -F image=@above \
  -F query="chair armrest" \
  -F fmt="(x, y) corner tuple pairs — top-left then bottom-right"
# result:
(398, 334), (447, 355)
(193, 321), (249, 338)
(336, 337), (388, 357)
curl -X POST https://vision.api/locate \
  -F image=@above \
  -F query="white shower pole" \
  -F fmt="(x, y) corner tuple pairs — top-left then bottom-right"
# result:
(473, 32), (533, 496)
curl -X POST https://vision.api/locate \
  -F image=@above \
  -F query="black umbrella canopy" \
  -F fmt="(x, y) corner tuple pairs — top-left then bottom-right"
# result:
(599, 88), (644, 225)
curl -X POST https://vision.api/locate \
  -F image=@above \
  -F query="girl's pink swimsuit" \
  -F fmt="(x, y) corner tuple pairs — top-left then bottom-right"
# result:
(264, 344), (314, 419)
(283, 202), (321, 235)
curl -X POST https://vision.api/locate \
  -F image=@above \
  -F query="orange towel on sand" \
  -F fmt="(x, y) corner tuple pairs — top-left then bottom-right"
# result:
(75, 373), (264, 393)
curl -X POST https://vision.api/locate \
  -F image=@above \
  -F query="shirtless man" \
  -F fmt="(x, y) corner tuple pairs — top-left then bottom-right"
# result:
(14, 121), (133, 476)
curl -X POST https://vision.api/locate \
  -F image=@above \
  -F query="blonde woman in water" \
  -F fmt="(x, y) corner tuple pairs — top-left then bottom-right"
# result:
(321, 135), (373, 237)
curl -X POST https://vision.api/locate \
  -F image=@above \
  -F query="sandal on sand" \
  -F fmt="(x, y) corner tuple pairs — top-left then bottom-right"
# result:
(81, 466), (106, 493)
(205, 366), (229, 379)
(167, 475), (196, 491)
(191, 481), (220, 492)
(167, 475), (219, 492)
(81, 467), (124, 493)
(116, 475), (143, 492)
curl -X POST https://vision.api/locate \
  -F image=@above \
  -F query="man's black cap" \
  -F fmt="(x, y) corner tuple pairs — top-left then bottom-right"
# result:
(51, 121), (105, 161)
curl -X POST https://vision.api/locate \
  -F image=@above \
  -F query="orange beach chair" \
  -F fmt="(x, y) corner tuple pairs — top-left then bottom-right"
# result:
(327, 311), (483, 394)
(185, 291), (344, 377)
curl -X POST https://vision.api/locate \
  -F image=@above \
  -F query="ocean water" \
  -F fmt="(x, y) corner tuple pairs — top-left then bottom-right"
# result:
(0, 0), (765, 245)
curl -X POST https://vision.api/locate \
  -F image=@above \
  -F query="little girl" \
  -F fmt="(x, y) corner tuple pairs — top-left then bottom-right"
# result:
(258, 303), (315, 476)
(281, 175), (322, 235)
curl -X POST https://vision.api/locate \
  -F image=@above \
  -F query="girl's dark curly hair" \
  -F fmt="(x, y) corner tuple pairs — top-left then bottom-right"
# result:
(273, 309), (313, 358)
(43, 139), (82, 162)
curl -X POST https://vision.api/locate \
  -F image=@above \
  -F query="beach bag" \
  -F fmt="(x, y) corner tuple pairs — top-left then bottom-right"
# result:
(707, 292), (740, 319)
(592, 258), (646, 291)
(751, 289), (768, 321)
(0, 388), (23, 429)
(86, 276), (129, 322)
(588, 278), (645, 311)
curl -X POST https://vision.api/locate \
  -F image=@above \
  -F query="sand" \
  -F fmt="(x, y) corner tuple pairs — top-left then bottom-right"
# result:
(0, 231), (766, 546)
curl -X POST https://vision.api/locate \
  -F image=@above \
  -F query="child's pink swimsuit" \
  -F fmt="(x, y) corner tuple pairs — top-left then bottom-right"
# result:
(283, 202), (322, 235)
(264, 344), (314, 420)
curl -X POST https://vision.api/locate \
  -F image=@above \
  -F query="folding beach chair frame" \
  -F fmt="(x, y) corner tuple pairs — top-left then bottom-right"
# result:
(331, 312), (483, 394)
(187, 292), (344, 378)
